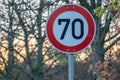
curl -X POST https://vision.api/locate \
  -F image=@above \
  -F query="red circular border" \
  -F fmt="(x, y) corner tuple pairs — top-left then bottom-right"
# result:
(46, 4), (96, 53)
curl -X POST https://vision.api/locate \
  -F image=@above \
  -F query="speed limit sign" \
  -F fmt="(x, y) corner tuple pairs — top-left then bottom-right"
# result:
(46, 4), (96, 53)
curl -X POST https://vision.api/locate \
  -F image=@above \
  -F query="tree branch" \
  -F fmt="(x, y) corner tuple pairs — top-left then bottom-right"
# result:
(79, 0), (93, 14)
(104, 36), (120, 52)
(100, 11), (113, 44)
(105, 32), (119, 42)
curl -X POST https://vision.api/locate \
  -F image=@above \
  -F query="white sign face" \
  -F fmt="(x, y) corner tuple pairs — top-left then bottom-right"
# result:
(53, 11), (88, 46)
(46, 4), (96, 53)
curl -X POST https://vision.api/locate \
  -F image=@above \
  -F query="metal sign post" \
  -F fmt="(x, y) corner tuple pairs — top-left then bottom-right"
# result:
(68, 54), (74, 80)
(46, 4), (96, 80)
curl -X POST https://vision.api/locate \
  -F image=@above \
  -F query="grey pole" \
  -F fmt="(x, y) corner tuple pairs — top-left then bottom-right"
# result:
(68, 54), (74, 80)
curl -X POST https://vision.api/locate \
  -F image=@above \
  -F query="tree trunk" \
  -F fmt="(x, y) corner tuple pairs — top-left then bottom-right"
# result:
(6, 4), (15, 80)
(90, 38), (105, 79)
(35, 0), (44, 80)
(91, 18), (105, 79)
(7, 35), (14, 80)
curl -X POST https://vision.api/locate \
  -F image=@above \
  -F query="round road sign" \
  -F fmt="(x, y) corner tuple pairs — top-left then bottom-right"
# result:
(46, 4), (96, 53)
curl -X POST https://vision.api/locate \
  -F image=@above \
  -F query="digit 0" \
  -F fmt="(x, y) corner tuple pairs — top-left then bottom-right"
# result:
(72, 18), (84, 39)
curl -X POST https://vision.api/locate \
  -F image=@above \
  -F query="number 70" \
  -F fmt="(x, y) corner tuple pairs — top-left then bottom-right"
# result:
(58, 18), (84, 40)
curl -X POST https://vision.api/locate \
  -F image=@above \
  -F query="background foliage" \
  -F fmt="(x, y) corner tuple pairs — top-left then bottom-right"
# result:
(0, 0), (120, 80)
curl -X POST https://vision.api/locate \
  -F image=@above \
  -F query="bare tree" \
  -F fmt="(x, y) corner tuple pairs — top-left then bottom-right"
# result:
(78, 0), (120, 79)
(0, 0), (17, 79)
(0, 0), (66, 80)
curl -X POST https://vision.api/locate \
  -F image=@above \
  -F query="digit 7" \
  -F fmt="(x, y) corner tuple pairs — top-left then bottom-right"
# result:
(58, 19), (70, 40)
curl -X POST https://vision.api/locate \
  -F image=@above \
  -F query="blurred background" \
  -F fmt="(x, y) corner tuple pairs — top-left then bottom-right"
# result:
(0, 0), (120, 80)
